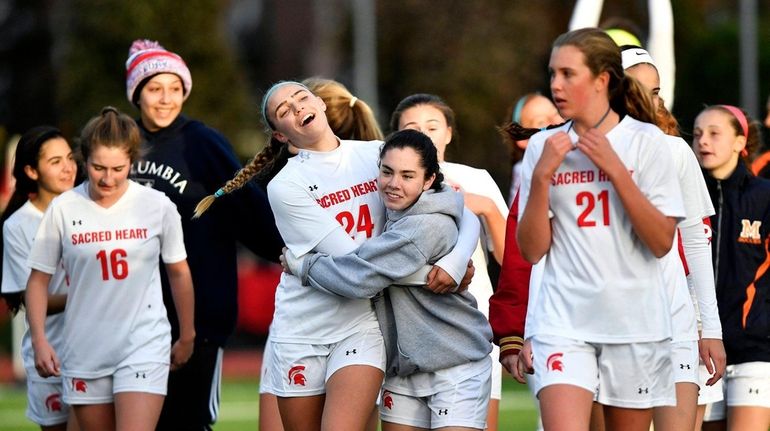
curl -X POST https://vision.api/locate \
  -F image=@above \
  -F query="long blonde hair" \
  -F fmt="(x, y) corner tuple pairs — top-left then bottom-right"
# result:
(302, 77), (383, 141)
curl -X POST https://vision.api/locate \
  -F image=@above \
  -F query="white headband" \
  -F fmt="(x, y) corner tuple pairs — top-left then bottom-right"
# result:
(621, 47), (657, 70)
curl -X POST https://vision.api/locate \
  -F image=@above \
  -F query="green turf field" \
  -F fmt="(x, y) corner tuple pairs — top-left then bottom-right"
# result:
(0, 377), (540, 430)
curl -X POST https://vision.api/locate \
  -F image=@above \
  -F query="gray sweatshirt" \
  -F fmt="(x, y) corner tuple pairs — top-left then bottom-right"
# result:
(298, 186), (493, 377)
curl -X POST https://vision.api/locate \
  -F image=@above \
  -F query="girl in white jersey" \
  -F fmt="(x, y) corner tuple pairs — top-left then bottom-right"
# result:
(194, 81), (476, 430)
(1, 126), (77, 430)
(517, 28), (684, 431)
(389, 93), (507, 431)
(25, 107), (195, 431)
(621, 46), (726, 431)
(257, 77), (386, 431)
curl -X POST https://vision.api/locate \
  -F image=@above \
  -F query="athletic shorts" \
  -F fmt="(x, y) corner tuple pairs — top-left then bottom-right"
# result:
(702, 362), (770, 421)
(490, 343), (502, 400)
(25, 377), (70, 426)
(697, 362), (724, 406)
(671, 340), (699, 384)
(379, 365), (490, 429)
(62, 362), (169, 405)
(531, 335), (675, 409)
(260, 327), (386, 397)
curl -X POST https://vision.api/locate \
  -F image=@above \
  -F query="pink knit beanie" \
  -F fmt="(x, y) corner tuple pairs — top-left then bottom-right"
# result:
(125, 39), (192, 104)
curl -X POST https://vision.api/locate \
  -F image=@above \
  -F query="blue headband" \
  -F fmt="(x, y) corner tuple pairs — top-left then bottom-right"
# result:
(512, 93), (540, 124)
(260, 81), (312, 130)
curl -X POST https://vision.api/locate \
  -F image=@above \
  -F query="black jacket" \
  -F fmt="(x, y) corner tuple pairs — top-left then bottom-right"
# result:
(132, 115), (283, 347)
(705, 162), (770, 364)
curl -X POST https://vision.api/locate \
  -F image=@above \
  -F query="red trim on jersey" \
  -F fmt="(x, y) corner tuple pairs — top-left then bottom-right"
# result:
(677, 227), (690, 276)
(489, 192), (532, 358)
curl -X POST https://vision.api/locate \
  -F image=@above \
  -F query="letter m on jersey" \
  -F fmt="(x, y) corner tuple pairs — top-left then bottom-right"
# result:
(739, 219), (762, 244)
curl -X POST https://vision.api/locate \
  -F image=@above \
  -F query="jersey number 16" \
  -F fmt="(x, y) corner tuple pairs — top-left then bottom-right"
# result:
(96, 249), (129, 280)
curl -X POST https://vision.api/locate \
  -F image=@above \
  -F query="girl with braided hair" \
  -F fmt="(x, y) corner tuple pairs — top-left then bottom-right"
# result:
(256, 77), (385, 431)
(195, 81), (477, 430)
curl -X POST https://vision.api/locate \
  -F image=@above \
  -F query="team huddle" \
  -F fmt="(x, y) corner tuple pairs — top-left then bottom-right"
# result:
(2, 7), (770, 431)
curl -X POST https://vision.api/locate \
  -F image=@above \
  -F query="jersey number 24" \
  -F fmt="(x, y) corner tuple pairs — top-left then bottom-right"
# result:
(336, 204), (374, 238)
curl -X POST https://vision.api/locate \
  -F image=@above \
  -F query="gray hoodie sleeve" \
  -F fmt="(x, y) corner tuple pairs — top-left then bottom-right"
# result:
(300, 211), (459, 298)
(300, 229), (430, 299)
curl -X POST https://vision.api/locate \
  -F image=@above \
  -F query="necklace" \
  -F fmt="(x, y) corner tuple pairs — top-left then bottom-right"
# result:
(568, 105), (612, 135)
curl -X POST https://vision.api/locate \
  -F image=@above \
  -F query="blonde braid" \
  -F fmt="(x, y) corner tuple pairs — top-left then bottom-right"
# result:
(192, 143), (278, 219)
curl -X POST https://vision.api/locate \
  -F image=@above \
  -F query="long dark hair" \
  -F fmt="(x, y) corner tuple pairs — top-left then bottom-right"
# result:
(1, 126), (66, 315)
(379, 129), (444, 192)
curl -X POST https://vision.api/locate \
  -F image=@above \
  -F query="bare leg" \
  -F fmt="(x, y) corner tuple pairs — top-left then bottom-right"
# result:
(694, 404), (706, 431)
(65, 409), (80, 431)
(322, 365), (384, 431)
(259, 393), (284, 431)
(114, 392), (164, 431)
(365, 403), (380, 431)
(602, 405), (652, 431)
(72, 404), (115, 431)
(652, 382), (698, 431)
(590, 401), (606, 431)
(277, 394), (325, 431)
(486, 398), (500, 431)
(726, 406), (770, 431)
(540, 384), (593, 431)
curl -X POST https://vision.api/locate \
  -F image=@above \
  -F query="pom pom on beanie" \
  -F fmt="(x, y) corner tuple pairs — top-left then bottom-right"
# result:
(125, 39), (192, 104)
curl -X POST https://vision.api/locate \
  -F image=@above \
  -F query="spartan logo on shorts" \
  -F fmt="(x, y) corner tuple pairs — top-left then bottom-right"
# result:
(547, 352), (564, 372)
(382, 391), (394, 410)
(738, 219), (762, 244)
(71, 378), (87, 393)
(45, 393), (62, 412)
(288, 365), (307, 386)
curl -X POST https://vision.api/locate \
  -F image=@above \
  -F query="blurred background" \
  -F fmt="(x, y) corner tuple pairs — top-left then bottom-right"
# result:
(0, 0), (769, 382)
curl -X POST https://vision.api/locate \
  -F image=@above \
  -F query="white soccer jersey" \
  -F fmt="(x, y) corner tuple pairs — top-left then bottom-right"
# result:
(440, 161), (509, 318)
(267, 140), (384, 344)
(660, 136), (716, 342)
(519, 117), (685, 343)
(1, 201), (69, 382)
(440, 162), (508, 399)
(27, 181), (187, 378)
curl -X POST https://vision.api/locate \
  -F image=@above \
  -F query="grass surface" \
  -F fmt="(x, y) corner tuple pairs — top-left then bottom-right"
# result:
(0, 376), (540, 430)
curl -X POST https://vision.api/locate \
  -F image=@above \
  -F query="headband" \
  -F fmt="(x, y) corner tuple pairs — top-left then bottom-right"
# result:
(260, 81), (312, 130)
(512, 93), (539, 124)
(349, 96), (358, 108)
(621, 47), (657, 70)
(605, 28), (642, 48)
(719, 105), (749, 137)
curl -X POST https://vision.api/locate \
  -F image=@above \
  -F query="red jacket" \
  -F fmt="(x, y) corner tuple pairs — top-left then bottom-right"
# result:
(489, 193), (532, 358)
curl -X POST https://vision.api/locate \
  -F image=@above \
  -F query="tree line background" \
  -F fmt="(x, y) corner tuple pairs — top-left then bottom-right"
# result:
(1, 0), (768, 197)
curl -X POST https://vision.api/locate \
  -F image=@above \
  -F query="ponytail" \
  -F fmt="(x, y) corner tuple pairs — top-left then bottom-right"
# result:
(617, 75), (656, 124)
(654, 98), (680, 137)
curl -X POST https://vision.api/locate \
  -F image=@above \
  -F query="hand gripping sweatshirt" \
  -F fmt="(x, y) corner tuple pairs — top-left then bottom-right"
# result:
(296, 186), (493, 376)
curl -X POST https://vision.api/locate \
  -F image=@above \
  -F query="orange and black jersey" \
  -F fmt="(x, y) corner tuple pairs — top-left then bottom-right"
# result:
(705, 162), (770, 365)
